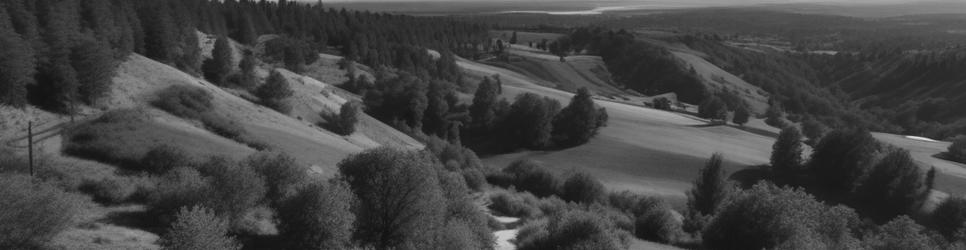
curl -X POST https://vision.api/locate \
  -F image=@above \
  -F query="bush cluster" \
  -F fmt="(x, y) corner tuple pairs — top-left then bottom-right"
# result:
(702, 183), (860, 250)
(322, 101), (361, 136)
(948, 138), (966, 164)
(493, 159), (562, 198)
(0, 174), (87, 249)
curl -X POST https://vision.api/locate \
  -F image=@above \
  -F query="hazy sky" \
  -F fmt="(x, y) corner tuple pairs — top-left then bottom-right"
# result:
(319, 0), (936, 3)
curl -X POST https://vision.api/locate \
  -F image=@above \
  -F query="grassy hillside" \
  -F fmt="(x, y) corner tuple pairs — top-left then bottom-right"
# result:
(106, 54), (364, 174)
(459, 54), (966, 203)
(1, 43), (425, 248)
(458, 57), (775, 201)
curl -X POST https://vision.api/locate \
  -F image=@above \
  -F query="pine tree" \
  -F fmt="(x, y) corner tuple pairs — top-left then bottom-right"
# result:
(108, 0), (135, 56)
(116, 0), (143, 54)
(257, 70), (294, 114)
(237, 50), (257, 89)
(235, 14), (258, 45)
(71, 35), (116, 105)
(79, 0), (116, 45)
(5, 0), (42, 55)
(0, 6), (35, 108)
(771, 127), (804, 185)
(203, 36), (233, 86)
(140, 2), (177, 63)
(177, 27), (203, 75)
(37, 0), (81, 113)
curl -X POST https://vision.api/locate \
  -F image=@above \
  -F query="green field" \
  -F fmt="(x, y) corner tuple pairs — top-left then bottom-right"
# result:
(459, 57), (775, 200)
(459, 53), (966, 202)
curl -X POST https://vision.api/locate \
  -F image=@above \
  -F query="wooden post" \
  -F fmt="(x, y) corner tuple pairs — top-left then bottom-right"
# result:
(28, 121), (34, 177)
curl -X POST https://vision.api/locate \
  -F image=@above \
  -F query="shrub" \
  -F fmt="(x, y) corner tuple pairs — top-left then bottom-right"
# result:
(323, 101), (361, 136)
(139, 144), (191, 174)
(489, 189), (542, 218)
(861, 216), (941, 250)
(277, 181), (356, 250)
(948, 138), (966, 163)
(160, 206), (240, 250)
(0, 149), (29, 174)
(245, 151), (306, 206)
(561, 172), (606, 204)
(440, 220), (484, 250)
(1, 174), (85, 249)
(63, 109), (149, 167)
(153, 85), (214, 120)
(461, 168), (487, 191)
(202, 36), (233, 86)
(502, 159), (561, 197)
(635, 209), (682, 244)
(607, 191), (667, 217)
(197, 157), (267, 232)
(931, 197), (966, 242)
(653, 97), (672, 111)
(81, 176), (138, 204)
(256, 70), (294, 114)
(703, 183), (860, 250)
(199, 112), (246, 139)
(517, 209), (627, 250)
(150, 167), (211, 223)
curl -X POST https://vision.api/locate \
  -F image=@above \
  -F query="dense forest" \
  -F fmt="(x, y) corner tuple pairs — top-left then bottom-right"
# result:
(0, 0), (488, 112)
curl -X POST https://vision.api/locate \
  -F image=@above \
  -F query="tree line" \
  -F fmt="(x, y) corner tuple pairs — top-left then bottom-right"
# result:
(677, 126), (966, 249)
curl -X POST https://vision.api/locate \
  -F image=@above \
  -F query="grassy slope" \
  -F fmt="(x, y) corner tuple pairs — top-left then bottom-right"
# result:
(37, 44), (421, 248)
(668, 48), (770, 114)
(873, 133), (966, 197)
(458, 57), (775, 200)
(107, 54), (362, 174)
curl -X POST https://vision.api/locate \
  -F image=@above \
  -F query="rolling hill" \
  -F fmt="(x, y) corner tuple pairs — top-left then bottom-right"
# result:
(458, 48), (966, 203)
(1, 34), (423, 249)
(458, 56), (776, 200)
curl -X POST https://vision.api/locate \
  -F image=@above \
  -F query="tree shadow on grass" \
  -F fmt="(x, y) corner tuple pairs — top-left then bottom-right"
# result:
(99, 206), (166, 236)
(729, 165), (771, 189)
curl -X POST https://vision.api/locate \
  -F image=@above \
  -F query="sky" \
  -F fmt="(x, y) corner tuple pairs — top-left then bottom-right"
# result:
(317, 0), (933, 3)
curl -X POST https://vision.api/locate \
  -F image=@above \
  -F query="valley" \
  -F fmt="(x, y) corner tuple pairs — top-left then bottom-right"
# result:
(4, 1), (966, 250)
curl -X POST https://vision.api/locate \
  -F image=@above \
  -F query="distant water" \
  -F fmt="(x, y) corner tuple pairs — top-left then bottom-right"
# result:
(494, 4), (701, 15)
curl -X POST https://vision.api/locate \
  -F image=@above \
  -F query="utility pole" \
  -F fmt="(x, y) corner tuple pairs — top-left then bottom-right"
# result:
(28, 121), (34, 177)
